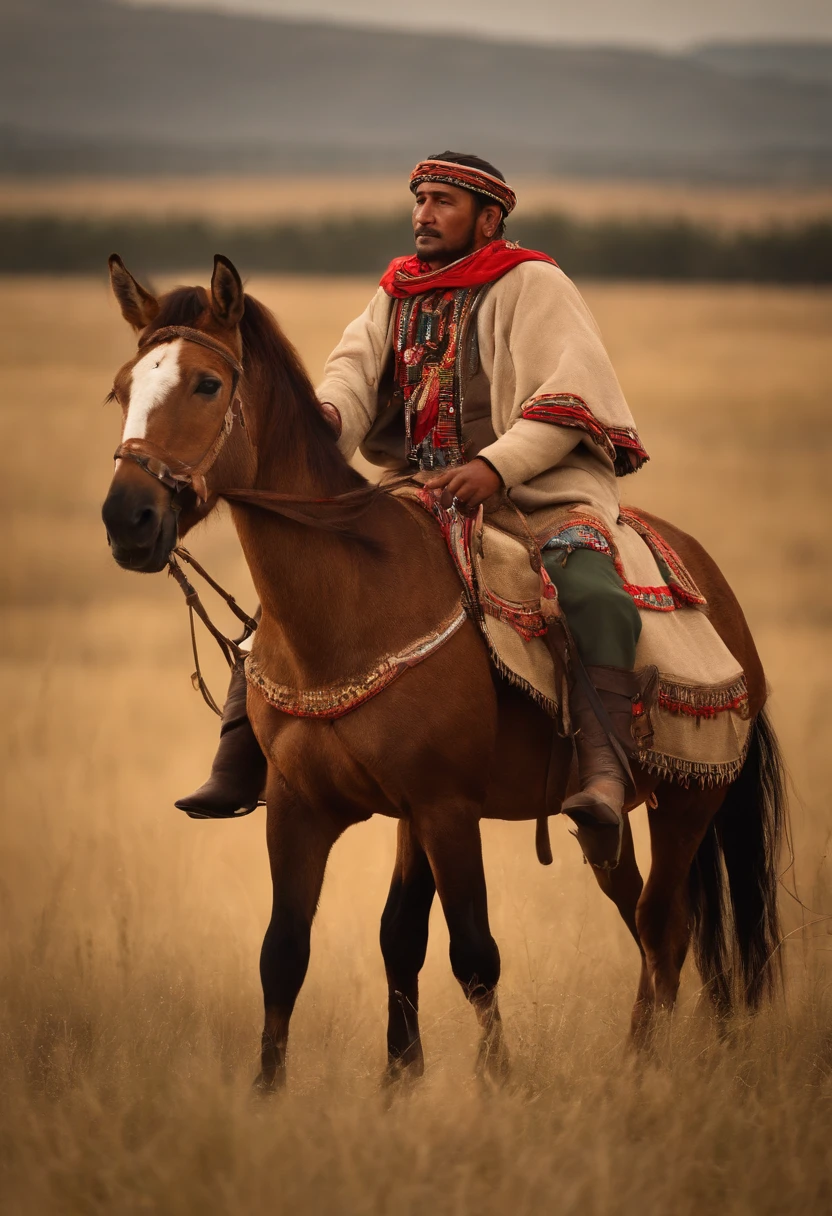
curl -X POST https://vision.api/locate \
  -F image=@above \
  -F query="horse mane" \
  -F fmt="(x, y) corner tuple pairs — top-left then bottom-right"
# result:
(239, 293), (366, 494)
(145, 284), (367, 496)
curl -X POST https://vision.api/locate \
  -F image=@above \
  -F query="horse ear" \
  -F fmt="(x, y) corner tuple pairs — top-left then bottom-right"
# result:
(210, 254), (244, 328)
(108, 255), (159, 330)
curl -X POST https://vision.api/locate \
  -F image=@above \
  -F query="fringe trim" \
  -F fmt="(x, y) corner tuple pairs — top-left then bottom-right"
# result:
(485, 642), (560, 720)
(637, 740), (750, 789)
(657, 675), (750, 720)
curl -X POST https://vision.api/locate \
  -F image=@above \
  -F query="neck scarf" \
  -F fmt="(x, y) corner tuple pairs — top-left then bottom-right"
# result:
(380, 240), (557, 299)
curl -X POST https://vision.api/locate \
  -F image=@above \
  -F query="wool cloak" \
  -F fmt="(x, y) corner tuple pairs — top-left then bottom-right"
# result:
(316, 261), (647, 543)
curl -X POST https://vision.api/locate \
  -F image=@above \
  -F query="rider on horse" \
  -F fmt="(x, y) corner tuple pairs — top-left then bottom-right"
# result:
(176, 152), (650, 864)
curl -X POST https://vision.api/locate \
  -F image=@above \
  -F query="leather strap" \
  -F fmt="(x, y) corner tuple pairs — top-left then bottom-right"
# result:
(137, 325), (243, 376)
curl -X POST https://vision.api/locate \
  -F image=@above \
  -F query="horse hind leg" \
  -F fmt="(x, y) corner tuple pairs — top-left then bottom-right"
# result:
(414, 802), (509, 1085)
(588, 811), (653, 1048)
(635, 781), (725, 1048)
(379, 820), (436, 1086)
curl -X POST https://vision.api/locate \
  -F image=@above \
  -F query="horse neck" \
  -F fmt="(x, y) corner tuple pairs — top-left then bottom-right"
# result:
(227, 378), (462, 689)
(228, 374), (392, 680)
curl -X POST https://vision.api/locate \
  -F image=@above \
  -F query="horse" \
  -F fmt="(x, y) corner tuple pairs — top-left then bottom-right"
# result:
(101, 253), (786, 1090)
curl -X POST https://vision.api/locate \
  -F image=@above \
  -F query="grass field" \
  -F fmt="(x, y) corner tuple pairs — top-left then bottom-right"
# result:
(3, 175), (831, 227)
(2, 273), (831, 1213)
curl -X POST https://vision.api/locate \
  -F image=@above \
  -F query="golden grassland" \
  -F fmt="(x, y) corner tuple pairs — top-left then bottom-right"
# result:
(2, 175), (832, 227)
(2, 273), (832, 1213)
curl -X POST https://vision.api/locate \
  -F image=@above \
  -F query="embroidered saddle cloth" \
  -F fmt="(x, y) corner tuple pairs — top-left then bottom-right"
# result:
(392, 482), (752, 787)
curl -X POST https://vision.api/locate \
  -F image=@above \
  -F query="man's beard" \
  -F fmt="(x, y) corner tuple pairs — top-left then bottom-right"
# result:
(414, 221), (479, 263)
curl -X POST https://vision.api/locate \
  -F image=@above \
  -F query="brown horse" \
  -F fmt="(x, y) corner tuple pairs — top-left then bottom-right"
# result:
(101, 254), (786, 1089)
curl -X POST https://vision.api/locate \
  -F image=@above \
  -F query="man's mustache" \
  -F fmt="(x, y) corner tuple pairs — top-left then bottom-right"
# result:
(415, 227), (441, 238)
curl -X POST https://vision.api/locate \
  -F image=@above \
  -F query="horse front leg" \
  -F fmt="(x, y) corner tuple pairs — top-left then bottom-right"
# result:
(379, 819), (436, 1086)
(254, 771), (342, 1093)
(414, 803), (508, 1086)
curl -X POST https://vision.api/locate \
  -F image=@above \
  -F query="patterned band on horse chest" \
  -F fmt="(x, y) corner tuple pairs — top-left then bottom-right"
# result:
(244, 600), (468, 718)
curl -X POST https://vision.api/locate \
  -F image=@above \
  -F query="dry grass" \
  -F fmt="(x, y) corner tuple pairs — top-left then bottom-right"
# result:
(2, 274), (831, 1214)
(2, 175), (831, 227)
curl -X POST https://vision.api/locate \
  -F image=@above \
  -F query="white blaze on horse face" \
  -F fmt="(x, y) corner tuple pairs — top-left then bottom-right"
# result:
(122, 341), (184, 442)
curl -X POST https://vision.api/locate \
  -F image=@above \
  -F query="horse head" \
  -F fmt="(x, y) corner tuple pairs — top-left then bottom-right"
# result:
(102, 254), (252, 572)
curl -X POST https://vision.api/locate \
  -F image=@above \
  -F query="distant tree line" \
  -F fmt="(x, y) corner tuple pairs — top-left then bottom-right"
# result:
(0, 213), (830, 282)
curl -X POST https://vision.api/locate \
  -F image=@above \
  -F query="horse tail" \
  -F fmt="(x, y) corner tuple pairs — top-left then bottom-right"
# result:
(689, 706), (787, 1012)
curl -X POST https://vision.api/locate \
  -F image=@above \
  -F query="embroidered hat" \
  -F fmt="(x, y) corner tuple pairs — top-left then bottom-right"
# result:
(409, 159), (517, 215)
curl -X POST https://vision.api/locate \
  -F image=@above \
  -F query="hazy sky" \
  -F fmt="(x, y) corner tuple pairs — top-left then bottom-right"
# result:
(125, 0), (832, 48)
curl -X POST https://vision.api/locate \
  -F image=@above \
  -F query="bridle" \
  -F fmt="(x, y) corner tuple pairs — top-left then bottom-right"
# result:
(113, 324), (246, 503)
(108, 320), (403, 714)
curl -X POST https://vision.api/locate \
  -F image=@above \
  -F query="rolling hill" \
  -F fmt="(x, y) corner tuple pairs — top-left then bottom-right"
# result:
(1, 0), (830, 180)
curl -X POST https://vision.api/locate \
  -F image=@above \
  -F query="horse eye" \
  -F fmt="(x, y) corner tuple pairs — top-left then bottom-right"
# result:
(196, 378), (221, 396)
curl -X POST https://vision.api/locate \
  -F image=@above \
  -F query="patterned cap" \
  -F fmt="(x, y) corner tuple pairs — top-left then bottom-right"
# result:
(410, 159), (517, 215)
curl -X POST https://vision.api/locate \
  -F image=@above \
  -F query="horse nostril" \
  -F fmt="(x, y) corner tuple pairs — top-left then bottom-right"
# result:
(134, 506), (158, 531)
(102, 489), (163, 547)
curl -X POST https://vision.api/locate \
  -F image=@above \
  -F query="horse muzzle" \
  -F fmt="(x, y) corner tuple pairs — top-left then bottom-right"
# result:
(102, 469), (178, 573)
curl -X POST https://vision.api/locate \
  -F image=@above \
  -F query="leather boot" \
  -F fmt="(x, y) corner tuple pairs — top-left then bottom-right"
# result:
(175, 660), (267, 820)
(561, 666), (643, 871)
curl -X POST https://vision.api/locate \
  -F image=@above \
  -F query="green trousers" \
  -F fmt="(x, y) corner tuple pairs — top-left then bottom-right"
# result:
(541, 546), (642, 669)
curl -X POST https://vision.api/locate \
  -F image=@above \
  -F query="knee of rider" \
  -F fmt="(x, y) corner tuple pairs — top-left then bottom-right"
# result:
(617, 588), (643, 645)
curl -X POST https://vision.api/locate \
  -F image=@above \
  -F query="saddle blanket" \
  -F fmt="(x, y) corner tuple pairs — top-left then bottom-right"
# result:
(395, 483), (752, 787)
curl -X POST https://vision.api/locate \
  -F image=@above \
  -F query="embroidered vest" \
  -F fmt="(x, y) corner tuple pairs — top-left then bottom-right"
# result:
(362, 285), (497, 471)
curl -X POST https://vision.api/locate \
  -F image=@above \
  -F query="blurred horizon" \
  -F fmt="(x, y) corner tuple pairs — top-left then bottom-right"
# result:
(120, 0), (832, 51)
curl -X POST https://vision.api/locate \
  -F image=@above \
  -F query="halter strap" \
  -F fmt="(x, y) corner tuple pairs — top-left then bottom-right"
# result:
(137, 324), (244, 376)
(114, 326), (245, 502)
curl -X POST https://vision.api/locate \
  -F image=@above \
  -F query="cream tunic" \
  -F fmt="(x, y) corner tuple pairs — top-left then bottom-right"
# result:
(316, 261), (645, 539)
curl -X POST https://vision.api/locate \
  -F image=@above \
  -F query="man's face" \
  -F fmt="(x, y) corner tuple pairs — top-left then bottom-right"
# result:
(412, 183), (498, 267)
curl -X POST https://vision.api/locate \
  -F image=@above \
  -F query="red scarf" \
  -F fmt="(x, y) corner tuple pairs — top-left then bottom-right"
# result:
(380, 240), (557, 298)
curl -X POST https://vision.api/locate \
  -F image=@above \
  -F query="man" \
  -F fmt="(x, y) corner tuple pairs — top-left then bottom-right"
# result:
(176, 152), (649, 869)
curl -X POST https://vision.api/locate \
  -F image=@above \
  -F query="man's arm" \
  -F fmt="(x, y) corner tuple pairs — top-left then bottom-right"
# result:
(316, 286), (394, 460)
(475, 263), (626, 488)
(428, 263), (611, 507)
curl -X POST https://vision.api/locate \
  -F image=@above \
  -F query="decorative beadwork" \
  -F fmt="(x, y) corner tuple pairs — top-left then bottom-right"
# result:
(394, 285), (490, 470)
(245, 602), (467, 718)
(521, 392), (649, 477)
(409, 160), (517, 213)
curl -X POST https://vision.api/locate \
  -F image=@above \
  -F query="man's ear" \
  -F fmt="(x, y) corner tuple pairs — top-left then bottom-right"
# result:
(108, 254), (159, 330)
(479, 202), (503, 239)
(210, 254), (245, 328)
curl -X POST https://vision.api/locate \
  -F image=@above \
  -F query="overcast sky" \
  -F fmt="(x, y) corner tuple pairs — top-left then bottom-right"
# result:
(125, 0), (832, 49)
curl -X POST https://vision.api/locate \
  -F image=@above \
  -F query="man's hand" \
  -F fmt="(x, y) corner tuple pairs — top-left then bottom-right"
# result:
(317, 400), (342, 437)
(424, 458), (502, 512)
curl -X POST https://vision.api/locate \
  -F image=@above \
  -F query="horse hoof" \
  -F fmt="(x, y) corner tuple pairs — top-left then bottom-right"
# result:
(251, 1071), (283, 1096)
(381, 1053), (424, 1092)
(475, 1040), (511, 1088)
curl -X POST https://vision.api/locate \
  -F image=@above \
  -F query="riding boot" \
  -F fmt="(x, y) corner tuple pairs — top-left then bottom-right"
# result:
(561, 666), (644, 871)
(174, 660), (267, 820)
